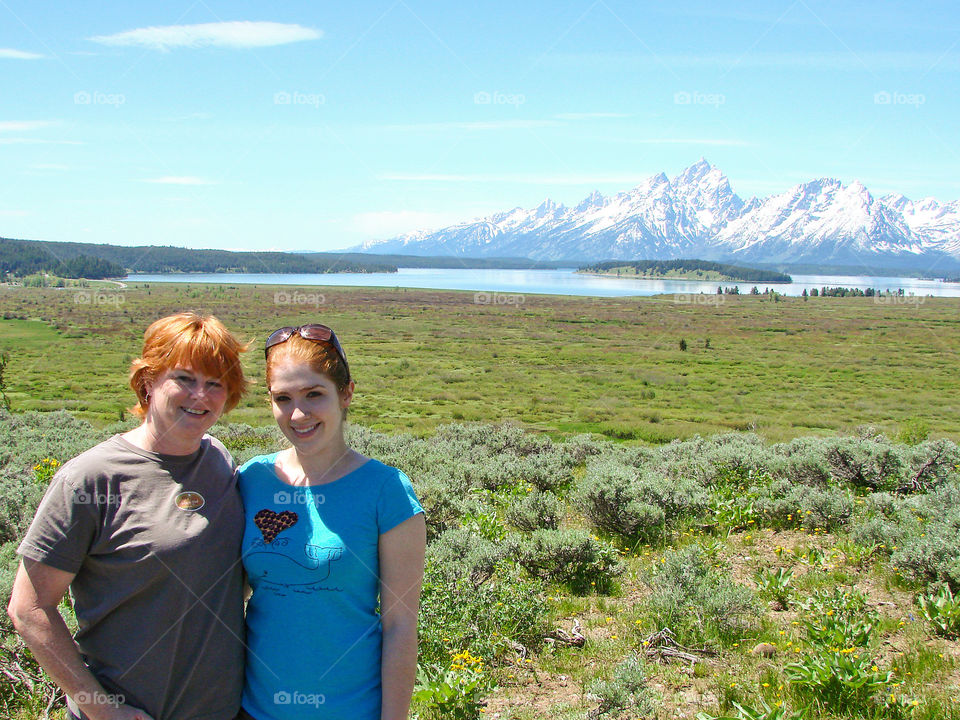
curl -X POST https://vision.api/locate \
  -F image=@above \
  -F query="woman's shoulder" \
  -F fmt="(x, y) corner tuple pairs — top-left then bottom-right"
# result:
(237, 452), (281, 476)
(356, 457), (408, 483)
(52, 435), (137, 488)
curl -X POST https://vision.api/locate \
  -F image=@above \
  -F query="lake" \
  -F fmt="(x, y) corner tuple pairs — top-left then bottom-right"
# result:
(127, 268), (960, 298)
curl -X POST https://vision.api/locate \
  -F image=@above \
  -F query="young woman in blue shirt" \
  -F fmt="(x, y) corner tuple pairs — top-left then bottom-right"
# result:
(237, 324), (425, 720)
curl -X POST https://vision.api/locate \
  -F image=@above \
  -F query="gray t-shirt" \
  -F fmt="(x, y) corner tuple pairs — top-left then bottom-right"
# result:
(18, 434), (245, 720)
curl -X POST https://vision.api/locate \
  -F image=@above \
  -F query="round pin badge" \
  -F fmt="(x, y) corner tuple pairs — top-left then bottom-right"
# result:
(175, 491), (205, 511)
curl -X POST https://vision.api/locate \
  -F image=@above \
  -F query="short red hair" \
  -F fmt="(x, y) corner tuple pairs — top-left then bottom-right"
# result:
(129, 312), (250, 418)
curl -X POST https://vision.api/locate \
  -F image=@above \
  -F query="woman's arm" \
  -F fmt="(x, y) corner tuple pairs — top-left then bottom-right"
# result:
(8, 559), (154, 720)
(378, 513), (426, 720)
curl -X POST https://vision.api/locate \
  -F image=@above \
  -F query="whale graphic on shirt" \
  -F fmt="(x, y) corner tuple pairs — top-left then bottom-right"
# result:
(247, 542), (344, 587)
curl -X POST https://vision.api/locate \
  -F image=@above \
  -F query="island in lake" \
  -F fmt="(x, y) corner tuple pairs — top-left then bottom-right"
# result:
(579, 259), (792, 283)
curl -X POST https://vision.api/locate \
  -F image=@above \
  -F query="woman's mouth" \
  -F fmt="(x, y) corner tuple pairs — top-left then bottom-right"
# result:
(290, 423), (320, 438)
(182, 407), (209, 417)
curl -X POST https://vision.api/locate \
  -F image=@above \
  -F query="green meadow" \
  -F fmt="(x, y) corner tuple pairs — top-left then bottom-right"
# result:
(2, 281), (960, 720)
(0, 282), (957, 443)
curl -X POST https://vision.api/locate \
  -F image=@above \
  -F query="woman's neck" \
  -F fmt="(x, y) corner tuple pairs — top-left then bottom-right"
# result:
(281, 442), (357, 486)
(123, 423), (201, 456)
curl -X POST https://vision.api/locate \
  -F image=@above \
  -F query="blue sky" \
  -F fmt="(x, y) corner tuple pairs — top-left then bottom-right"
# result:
(1, 1), (958, 251)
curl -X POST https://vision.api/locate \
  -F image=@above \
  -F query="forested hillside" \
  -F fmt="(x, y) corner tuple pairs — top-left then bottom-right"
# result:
(0, 237), (397, 275)
(0, 238), (125, 279)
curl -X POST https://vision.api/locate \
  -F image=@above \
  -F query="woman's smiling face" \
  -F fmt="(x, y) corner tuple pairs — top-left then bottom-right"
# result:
(144, 366), (228, 450)
(268, 360), (353, 453)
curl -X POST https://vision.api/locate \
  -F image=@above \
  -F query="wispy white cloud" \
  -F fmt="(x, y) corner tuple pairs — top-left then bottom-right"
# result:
(379, 172), (658, 185)
(140, 176), (219, 186)
(384, 119), (559, 132)
(90, 21), (322, 51)
(0, 209), (28, 217)
(30, 163), (70, 171)
(0, 48), (44, 59)
(0, 120), (59, 132)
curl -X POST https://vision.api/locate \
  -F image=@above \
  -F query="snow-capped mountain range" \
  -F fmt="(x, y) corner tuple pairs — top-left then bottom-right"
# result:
(359, 160), (960, 270)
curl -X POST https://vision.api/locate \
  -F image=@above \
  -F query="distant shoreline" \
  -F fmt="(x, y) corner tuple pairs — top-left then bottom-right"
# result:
(576, 270), (793, 284)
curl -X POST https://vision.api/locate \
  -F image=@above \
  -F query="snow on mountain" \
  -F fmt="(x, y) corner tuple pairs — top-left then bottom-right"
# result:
(360, 161), (960, 268)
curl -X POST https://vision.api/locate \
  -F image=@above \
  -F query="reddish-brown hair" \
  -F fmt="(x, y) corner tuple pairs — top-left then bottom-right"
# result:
(129, 312), (250, 418)
(265, 334), (351, 394)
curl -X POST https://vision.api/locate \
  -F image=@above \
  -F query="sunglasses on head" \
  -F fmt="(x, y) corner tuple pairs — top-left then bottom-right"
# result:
(264, 324), (350, 380)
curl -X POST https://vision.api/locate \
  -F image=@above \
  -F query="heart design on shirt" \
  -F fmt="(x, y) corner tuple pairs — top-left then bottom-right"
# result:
(254, 509), (298, 544)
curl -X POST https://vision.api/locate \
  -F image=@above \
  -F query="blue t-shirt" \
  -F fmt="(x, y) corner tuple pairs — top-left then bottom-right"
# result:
(238, 454), (423, 720)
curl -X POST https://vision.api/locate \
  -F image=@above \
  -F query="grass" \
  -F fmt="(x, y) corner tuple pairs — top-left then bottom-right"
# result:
(2, 281), (960, 718)
(1, 282), (959, 442)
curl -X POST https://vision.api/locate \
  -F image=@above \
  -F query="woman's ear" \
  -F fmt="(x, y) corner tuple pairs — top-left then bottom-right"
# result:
(340, 380), (355, 409)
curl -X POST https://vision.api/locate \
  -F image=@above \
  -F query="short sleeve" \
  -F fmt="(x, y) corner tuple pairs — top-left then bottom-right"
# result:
(377, 469), (424, 535)
(17, 470), (99, 574)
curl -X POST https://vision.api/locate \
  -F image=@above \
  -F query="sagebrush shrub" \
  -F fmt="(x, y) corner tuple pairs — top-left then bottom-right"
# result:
(586, 655), (656, 717)
(577, 457), (707, 539)
(426, 527), (514, 585)
(753, 481), (854, 531)
(645, 545), (759, 645)
(504, 490), (562, 531)
(576, 459), (665, 538)
(516, 528), (624, 593)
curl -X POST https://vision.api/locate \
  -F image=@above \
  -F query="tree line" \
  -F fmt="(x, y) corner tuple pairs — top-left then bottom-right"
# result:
(0, 239), (126, 280)
(581, 259), (792, 283)
(0, 238), (397, 276)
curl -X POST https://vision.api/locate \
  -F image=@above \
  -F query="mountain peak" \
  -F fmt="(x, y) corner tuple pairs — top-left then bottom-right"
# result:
(575, 190), (607, 213)
(358, 160), (960, 267)
(534, 198), (560, 218)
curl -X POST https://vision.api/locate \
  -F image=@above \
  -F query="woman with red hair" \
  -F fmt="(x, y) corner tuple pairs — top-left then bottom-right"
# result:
(9, 312), (250, 720)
